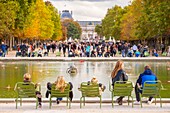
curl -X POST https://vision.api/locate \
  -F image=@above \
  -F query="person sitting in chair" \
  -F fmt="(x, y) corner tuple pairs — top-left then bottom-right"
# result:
(111, 60), (128, 105)
(89, 76), (106, 94)
(45, 76), (73, 104)
(23, 73), (42, 108)
(134, 65), (157, 105)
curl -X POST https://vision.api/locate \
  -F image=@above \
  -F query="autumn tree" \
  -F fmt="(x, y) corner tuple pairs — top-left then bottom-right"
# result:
(120, 0), (143, 41)
(15, 0), (35, 38)
(0, 0), (19, 39)
(100, 0), (170, 45)
(45, 1), (62, 41)
(24, 0), (54, 40)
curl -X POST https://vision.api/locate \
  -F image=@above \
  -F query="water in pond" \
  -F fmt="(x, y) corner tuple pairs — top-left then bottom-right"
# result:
(0, 61), (170, 99)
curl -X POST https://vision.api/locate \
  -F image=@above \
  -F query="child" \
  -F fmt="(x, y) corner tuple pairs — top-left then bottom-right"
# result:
(90, 76), (106, 94)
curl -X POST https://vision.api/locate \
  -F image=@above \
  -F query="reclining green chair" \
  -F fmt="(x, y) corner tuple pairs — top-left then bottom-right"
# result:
(139, 80), (163, 108)
(49, 83), (71, 109)
(14, 82), (39, 109)
(109, 81), (133, 108)
(79, 82), (102, 108)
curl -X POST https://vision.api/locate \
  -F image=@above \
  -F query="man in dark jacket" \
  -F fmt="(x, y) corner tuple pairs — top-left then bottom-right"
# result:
(134, 65), (157, 105)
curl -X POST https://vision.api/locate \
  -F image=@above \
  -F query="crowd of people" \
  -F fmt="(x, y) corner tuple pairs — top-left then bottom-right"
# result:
(0, 40), (170, 57)
(16, 60), (159, 108)
(8, 40), (170, 58)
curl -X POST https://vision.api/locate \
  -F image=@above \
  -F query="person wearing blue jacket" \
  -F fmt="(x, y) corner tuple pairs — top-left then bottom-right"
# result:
(85, 43), (90, 57)
(0, 42), (7, 57)
(134, 65), (157, 105)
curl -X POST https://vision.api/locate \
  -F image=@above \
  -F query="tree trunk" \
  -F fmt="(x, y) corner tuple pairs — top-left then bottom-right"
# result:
(9, 36), (12, 51)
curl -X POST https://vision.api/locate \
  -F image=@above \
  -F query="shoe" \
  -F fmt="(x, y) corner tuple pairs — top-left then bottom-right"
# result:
(118, 100), (123, 105)
(147, 99), (153, 105)
(134, 101), (140, 105)
(39, 105), (42, 108)
(56, 100), (60, 104)
(116, 98), (121, 103)
(116, 98), (123, 105)
(38, 103), (42, 108)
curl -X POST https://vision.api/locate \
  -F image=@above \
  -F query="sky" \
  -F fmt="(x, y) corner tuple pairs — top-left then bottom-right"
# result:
(45, 0), (131, 21)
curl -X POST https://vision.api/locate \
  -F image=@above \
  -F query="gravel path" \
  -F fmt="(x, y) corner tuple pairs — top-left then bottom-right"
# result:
(0, 103), (169, 113)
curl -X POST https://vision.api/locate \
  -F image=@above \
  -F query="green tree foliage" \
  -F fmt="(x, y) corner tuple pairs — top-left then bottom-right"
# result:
(136, 0), (170, 39)
(0, 0), (19, 38)
(101, 5), (126, 40)
(45, 1), (62, 41)
(67, 23), (80, 39)
(95, 24), (103, 37)
(100, 0), (170, 42)
(62, 19), (82, 40)
(101, 7), (116, 39)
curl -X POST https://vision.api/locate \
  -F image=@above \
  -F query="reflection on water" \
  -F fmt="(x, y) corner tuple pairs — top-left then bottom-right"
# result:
(0, 61), (170, 98)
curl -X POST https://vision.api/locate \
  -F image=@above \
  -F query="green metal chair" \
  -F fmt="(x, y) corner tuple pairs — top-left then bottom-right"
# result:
(162, 52), (167, 56)
(14, 82), (38, 109)
(144, 51), (150, 57)
(79, 82), (102, 108)
(109, 81), (133, 108)
(139, 80), (162, 108)
(56, 52), (61, 57)
(49, 83), (71, 109)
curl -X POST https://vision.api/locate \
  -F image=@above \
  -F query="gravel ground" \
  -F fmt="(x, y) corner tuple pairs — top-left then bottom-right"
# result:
(0, 102), (169, 113)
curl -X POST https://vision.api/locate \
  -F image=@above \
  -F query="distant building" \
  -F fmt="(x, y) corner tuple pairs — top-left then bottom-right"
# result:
(60, 10), (101, 40)
(77, 21), (101, 40)
(60, 10), (73, 21)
